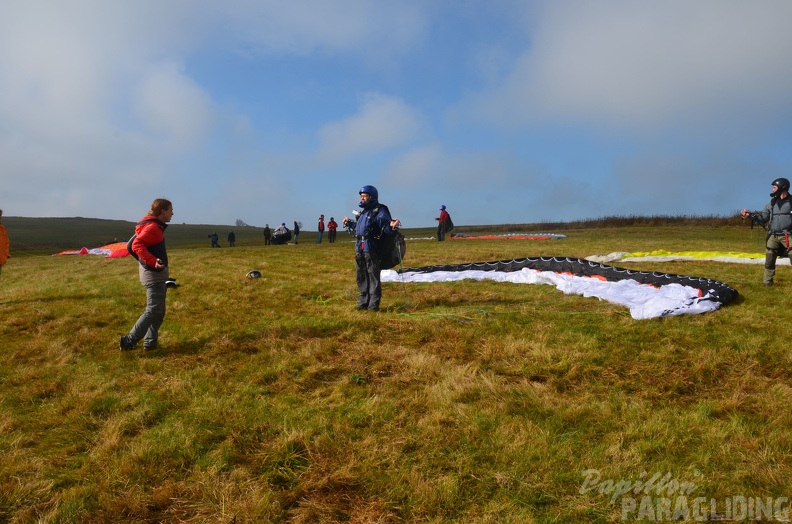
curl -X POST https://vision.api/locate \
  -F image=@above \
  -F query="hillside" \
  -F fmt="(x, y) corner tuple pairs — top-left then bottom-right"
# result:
(3, 214), (746, 257)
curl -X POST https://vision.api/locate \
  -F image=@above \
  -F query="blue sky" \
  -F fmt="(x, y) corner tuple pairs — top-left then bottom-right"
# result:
(2, 1), (792, 229)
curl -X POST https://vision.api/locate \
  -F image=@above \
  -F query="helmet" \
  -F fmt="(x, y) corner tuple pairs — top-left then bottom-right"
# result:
(440, 205), (446, 210)
(358, 185), (378, 200)
(770, 178), (790, 197)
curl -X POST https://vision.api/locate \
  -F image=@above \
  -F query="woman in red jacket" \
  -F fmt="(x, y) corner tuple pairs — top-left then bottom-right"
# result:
(120, 198), (174, 351)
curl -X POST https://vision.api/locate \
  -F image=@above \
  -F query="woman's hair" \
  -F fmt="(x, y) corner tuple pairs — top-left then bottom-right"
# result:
(148, 198), (173, 217)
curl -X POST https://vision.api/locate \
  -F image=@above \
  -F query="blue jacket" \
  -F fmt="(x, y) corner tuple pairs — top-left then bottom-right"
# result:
(355, 201), (392, 253)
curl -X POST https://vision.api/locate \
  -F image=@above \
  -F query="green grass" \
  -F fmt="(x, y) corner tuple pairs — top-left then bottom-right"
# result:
(1, 220), (789, 522)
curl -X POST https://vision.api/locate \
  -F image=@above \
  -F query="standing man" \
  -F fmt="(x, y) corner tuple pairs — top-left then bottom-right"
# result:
(317, 214), (325, 243)
(293, 221), (300, 244)
(121, 198), (174, 351)
(435, 205), (450, 241)
(263, 224), (272, 245)
(0, 209), (9, 279)
(741, 177), (792, 286)
(343, 185), (400, 311)
(228, 230), (236, 247)
(327, 217), (338, 243)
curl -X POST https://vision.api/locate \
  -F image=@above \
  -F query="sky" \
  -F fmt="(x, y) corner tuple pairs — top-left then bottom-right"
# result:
(2, 0), (792, 229)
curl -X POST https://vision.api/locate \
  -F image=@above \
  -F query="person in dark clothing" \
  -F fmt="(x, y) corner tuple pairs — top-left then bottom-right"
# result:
(228, 230), (236, 247)
(343, 185), (400, 311)
(273, 223), (291, 244)
(327, 217), (338, 243)
(121, 198), (174, 351)
(345, 211), (358, 236)
(436, 205), (450, 241)
(317, 215), (325, 243)
(263, 224), (272, 245)
(741, 177), (792, 286)
(293, 221), (300, 244)
(209, 232), (219, 247)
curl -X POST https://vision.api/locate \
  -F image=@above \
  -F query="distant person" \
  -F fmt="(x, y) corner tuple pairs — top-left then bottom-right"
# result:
(0, 209), (9, 279)
(121, 198), (174, 351)
(343, 185), (400, 311)
(293, 221), (300, 244)
(436, 205), (450, 241)
(327, 217), (338, 243)
(317, 214), (325, 243)
(272, 222), (291, 244)
(741, 177), (792, 286)
(346, 210), (359, 236)
(208, 232), (220, 248)
(228, 230), (236, 247)
(263, 224), (272, 245)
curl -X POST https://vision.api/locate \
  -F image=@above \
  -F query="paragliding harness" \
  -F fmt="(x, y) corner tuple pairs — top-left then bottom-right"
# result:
(747, 199), (792, 255)
(444, 213), (454, 233)
(126, 218), (161, 261)
(367, 204), (406, 270)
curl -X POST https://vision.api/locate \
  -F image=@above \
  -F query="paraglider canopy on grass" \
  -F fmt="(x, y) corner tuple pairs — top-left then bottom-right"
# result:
(54, 242), (130, 258)
(382, 256), (738, 320)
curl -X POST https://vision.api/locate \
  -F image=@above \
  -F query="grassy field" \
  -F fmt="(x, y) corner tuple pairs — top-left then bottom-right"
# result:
(1, 219), (790, 522)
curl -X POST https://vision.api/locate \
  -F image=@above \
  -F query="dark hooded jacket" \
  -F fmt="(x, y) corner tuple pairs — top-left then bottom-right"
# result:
(355, 198), (392, 254)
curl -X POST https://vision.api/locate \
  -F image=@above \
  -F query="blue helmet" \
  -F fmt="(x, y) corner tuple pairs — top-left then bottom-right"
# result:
(359, 185), (378, 200)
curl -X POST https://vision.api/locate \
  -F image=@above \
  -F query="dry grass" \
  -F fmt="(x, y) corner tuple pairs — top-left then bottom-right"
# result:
(1, 222), (790, 522)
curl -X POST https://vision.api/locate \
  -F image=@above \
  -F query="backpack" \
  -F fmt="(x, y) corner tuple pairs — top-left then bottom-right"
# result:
(369, 204), (406, 270)
(126, 218), (158, 260)
(444, 213), (454, 233)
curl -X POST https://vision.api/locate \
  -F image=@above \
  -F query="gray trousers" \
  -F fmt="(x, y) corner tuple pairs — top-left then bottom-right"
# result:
(356, 251), (382, 310)
(764, 233), (789, 284)
(129, 281), (167, 346)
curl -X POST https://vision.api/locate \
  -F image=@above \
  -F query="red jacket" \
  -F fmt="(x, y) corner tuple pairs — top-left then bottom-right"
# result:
(327, 220), (338, 231)
(0, 225), (9, 265)
(131, 216), (168, 269)
(437, 210), (450, 223)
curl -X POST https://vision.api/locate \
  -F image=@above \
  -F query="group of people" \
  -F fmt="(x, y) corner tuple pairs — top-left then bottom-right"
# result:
(207, 231), (236, 248)
(118, 187), (401, 351)
(262, 222), (297, 245)
(275, 205), (444, 247)
(260, 217), (341, 245)
(316, 215), (338, 244)
(316, 215), (339, 243)
(0, 178), (769, 353)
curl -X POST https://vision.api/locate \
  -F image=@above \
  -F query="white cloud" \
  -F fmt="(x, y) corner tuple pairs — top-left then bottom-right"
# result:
(470, 1), (792, 134)
(0, 1), (786, 226)
(215, 0), (427, 57)
(0, 2), (218, 218)
(316, 93), (422, 163)
(0, 1), (431, 220)
(132, 62), (214, 151)
(386, 144), (444, 186)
